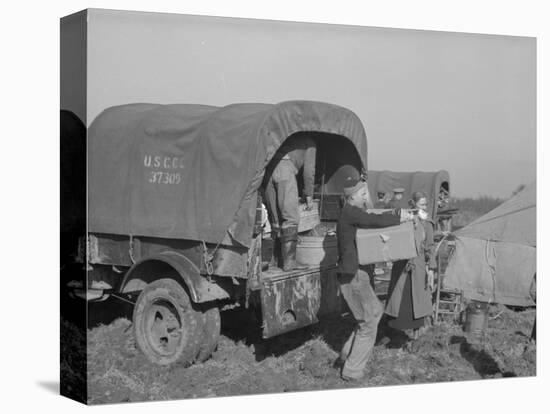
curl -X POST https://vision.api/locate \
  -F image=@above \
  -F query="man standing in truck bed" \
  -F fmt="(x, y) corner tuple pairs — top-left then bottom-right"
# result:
(264, 134), (316, 271)
(336, 177), (412, 381)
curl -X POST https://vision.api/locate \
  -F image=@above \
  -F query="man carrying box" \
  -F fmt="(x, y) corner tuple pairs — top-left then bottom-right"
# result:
(336, 177), (413, 381)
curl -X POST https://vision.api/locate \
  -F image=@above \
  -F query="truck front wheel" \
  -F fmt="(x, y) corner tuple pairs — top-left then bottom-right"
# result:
(133, 278), (202, 366)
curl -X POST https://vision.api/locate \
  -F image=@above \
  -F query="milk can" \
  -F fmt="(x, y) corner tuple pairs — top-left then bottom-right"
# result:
(463, 301), (489, 337)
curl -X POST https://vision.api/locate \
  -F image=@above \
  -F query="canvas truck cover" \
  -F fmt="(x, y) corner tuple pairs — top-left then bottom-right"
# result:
(366, 170), (450, 219)
(444, 182), (536, 306)
(88, 101), (368, 247)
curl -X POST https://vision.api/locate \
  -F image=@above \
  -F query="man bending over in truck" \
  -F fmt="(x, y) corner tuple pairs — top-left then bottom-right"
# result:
(336, 177), (413, 381)
(264, 134), (317, 271)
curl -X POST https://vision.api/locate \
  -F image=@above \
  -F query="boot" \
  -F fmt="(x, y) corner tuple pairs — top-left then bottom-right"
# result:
(269, 229), (282, 270)
(281, 226), (308, 271)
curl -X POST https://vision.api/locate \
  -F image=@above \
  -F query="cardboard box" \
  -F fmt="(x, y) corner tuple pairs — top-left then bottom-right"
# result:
(356, 221), (418, 265)
(298, 201), (320, 233)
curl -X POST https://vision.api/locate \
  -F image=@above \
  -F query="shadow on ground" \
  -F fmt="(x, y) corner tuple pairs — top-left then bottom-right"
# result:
(450, 335), (516, 378)
(220, 307), (354, 362)
(87, 296), (133, 328)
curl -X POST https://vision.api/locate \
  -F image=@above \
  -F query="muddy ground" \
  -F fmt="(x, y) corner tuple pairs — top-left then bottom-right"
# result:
(68, 297), (536, 405)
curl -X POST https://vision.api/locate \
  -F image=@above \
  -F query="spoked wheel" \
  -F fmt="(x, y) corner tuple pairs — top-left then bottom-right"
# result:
(133, 278), (203, 366)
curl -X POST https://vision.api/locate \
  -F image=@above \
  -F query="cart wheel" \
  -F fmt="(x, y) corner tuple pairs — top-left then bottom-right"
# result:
(196, 306), (221, 362)
(133, 278), (203, 366)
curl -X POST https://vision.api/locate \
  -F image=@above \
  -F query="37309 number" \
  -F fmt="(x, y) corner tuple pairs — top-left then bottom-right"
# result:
(148, 171), (181, 184)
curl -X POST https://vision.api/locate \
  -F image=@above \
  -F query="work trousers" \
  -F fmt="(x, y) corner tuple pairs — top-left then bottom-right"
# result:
(338, 266), (384, 379)
(264, 159), (299, 230)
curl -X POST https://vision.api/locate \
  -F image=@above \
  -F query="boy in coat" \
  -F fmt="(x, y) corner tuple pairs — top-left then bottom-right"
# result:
(336, 177), (413, 381)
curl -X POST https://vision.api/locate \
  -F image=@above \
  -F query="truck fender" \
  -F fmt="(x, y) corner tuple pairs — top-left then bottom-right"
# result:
(119, 251), (230, 303)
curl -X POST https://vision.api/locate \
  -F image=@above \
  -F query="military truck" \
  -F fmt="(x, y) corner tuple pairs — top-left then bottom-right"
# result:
(62, 100), (371, 366)
(366, 170), (453, 233)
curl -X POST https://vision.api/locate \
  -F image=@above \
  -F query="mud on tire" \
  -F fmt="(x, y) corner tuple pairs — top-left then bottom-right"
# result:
(133, 278), (203, 366)
(196, 306), (221, 362)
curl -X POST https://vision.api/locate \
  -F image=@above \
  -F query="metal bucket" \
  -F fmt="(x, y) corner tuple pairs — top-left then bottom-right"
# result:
(296, 234), (338, 266)
(463, 301), (488, 336)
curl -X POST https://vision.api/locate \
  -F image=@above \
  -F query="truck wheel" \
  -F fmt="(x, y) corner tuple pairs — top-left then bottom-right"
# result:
(133, 278), (203, 366)
(196, 307), (221, 362)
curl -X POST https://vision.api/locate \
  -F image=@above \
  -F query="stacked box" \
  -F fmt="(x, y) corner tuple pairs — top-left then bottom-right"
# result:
(356, 221), (418, 265)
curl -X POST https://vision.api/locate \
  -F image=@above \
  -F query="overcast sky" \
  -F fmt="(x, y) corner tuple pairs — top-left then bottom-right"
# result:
(66, 9), (535, 198)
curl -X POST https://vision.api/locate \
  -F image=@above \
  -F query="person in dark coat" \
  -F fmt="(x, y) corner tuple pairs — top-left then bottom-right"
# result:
(336, 177), (413, 381)
(264, 134), (316, 271)
(385, 191), (436, 339)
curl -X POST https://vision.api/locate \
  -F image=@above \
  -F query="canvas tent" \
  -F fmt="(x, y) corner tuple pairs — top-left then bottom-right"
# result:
(443, 182), (536, 306)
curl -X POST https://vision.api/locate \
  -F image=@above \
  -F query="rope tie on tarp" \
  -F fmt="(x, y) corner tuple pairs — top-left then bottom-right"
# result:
(202, 238), (225, 278)
(485, 239), (497, 304)
(434, 233), (451, 256)
(319, 154), (327, 219)
(129, 234), (136, 264)
(201, 240), (215, 277)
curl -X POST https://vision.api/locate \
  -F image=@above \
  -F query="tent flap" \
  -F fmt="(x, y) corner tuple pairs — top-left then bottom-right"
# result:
(444, 183), (536, 306)
(444, 237), (536, 307)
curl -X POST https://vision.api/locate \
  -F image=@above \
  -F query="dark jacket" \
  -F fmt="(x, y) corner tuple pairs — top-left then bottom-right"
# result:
(387, 197), (408, 210)
(385, 217), (435, 319)
(337, 204), (400, 275)
(273, 136), (316, 197)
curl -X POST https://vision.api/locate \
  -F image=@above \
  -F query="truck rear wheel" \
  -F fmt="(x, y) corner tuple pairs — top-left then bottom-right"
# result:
(196, 307), (221, 362)
(133, 278), (202, 366)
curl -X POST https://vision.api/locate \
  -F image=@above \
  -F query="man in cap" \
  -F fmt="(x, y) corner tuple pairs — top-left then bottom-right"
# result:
(387, 187), (406, 209)
(336, 177), (413, 381)
(264, 134), (317, 271)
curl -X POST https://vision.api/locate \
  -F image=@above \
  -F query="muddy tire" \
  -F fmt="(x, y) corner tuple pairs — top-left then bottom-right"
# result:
(196, 307), (221, 362)
(133, 278), (203, 366)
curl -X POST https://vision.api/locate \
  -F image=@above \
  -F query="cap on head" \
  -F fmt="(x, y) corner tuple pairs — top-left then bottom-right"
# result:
(343, 177), (367, 197)
(393, 187), (405, 194)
